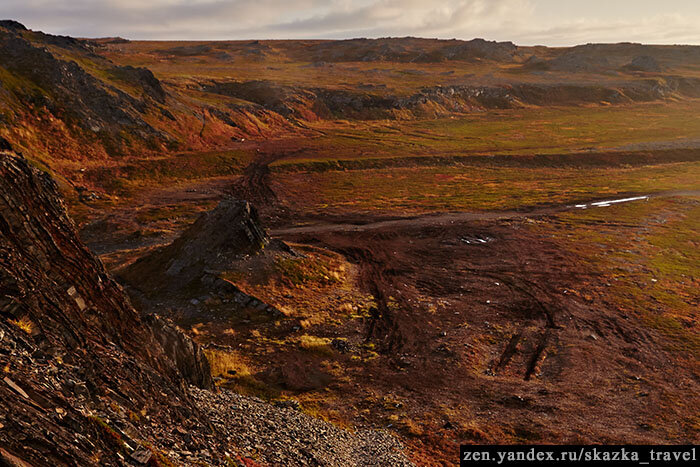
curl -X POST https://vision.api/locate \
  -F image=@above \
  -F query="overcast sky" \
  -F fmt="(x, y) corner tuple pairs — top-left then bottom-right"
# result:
(2, 0), (700, 45)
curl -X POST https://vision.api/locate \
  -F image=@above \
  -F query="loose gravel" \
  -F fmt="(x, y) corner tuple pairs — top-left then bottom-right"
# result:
(190, 387), (414, 466)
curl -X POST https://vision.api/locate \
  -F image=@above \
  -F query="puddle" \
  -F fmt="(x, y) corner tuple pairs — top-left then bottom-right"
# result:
(574, 195), (649, 210)
(460, 235), (493, 245)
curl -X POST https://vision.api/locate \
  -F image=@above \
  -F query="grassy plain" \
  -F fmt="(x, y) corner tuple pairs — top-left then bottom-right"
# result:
(272, 162), (700, 216)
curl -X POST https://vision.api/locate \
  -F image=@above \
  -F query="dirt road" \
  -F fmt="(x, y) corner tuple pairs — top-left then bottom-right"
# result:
(272, 190), (700, 236)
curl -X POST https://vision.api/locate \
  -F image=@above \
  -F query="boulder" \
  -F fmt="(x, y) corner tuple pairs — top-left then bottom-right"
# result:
(146, 314), (213, 390)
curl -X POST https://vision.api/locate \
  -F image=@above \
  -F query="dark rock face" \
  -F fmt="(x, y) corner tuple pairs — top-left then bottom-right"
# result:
(146, 314), (212, 390)
(112, 65), (167, 103)
(206, 75), (700, 122)
(0, 136), (12, 151)
(0, 20), (26, 31)
(121, 197), (284, 320)
(164, 197), (268, 275)
(624, 55), (663, 72)
(0, 27), (163, 146)
(125, 198), (269, 292)
(204, 80), (312, 117)
(0, 152), (215, 464)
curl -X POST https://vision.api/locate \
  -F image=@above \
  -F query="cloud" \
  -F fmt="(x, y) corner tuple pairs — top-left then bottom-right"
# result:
(2, 0), (699, 45)
(269, 0), (535, 39)
(516, 13), (700, 46)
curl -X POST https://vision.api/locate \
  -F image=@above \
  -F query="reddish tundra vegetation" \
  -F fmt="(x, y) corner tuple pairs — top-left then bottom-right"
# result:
(0, 19), (698, 466)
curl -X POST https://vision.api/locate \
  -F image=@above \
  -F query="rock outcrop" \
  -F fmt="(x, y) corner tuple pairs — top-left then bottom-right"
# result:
(204, 76), (700, 122)
(0, 19), (27, 31)
(111, 65), (168, 103)
(416, 38), (519, 63)
(300, 37), (520, 63)
(0, 23), (170, 157)
(130, 198), (268, 289)
(0, 152), (218, 464)
(146, 314), (212, 389)
(623, 55), (663, 72)
(120, 197), (286, 320)
(0, 149), (411, 466)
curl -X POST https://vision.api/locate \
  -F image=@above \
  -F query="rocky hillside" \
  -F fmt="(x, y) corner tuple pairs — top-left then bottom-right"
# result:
(0, 21), (301, 170)
(0, 151), (223, 464)
(0, 23), (172, 161)
(0, 155), (412, 464)
(3, 20), (700, 183)
(201, 77), (700, 120)
(293, 37), (521, 63)
(122, 198), (270, 289)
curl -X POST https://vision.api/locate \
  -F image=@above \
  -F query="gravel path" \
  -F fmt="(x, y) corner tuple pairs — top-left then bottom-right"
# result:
(190, 388), (414, 466)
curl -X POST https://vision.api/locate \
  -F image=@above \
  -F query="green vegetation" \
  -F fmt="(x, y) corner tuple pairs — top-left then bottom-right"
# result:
(87, 415), (127, 452)
(275, 161), (700, 215)
(267, 100), (700, 167)
(274, 257), (341, 287)
(205, 348), (280, 399)
(85, 149), (251, 194)
(537, 196), (699, 356)
(297, 335), (333, 356)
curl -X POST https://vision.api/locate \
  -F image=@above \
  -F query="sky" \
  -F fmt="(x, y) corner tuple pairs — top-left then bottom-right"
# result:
(2, 0), (700, 46)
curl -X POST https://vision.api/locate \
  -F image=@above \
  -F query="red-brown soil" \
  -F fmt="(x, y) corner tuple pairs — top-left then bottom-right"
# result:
(3, 21), (699, 466)
(129, 192), (697, 465)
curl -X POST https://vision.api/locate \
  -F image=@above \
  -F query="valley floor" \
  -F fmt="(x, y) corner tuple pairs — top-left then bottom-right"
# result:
(76, 142), (699, 464)
(2, 25), (700, 464)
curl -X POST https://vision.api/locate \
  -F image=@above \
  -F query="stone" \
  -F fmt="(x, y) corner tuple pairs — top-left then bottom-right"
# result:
(130, 448), (153, 465)
(0, 448), (33, 467)
(123, 197), (269, 293)
(145, 315), (213, 390)
(73, 382), (89, 398)
(330, 339), (350, 353)
(3, 377), (29, 399)
(273, 399), (301, 411)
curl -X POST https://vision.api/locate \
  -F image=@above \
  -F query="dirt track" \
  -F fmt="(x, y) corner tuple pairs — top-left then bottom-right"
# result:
(269, 189), (700, 461)
(92, 176), (698, 463)
(272, 189), (700, 235)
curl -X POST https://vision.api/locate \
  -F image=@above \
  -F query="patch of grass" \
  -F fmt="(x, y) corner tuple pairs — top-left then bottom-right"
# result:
(535, 196), (700, 356)
(135, 203), (213, 225)
(8, 317), (33, 334)
(83, 148), (251, 196)
(204, 348), (279, 399)
(87, 415), (126, 452)
(265, 100), (700, 165)
(205, 348), (249, 376)
(274, 257), (341, 287)
(276, 161), (700, 215)
(297, 334), (333, 356)
(397, 417), (424, 437)
(140, 442), (177, 467)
